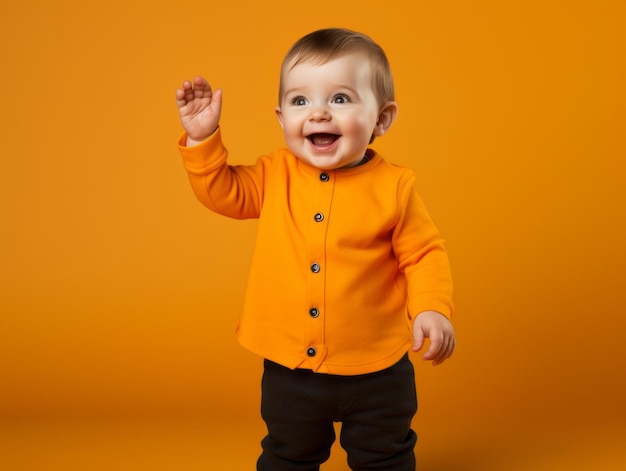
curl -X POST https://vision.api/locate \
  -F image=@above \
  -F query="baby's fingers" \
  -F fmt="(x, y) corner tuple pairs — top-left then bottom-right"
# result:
(190, 76), (212, 98)
(175, 85), (189, 108)
(422, 330), (444, 361)
(427, 335), (455, 366)
(175, 77), (212, 107)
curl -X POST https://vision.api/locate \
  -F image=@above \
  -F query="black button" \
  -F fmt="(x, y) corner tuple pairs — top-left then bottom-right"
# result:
(319, 172), (330, 182)
(310, 263), (320, 273)
(314, 212), (324, 222)
(309, 307), (319, 318)
(306, 347), (317, 357)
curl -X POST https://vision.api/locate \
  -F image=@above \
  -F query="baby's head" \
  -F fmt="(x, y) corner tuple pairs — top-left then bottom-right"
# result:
(276, 28), (398, 170)
(279, 28), (395, 109)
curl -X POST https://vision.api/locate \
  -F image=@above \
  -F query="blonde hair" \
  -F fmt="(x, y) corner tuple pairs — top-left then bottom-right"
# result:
(278, 28), (395, 107)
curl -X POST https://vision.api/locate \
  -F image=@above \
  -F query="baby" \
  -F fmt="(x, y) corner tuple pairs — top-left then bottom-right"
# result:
(176, 27), (455, 471)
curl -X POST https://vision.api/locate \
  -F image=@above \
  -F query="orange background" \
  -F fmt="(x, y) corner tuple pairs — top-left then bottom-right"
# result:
(1, 0), (625, 469)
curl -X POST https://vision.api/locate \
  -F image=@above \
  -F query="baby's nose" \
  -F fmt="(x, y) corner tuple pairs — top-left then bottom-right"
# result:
(310, 105), (331, 121)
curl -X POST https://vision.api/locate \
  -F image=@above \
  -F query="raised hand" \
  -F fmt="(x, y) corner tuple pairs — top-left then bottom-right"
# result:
(175, 76), (223, 143)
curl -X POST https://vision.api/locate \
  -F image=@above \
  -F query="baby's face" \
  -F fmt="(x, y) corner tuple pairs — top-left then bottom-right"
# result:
(276, 53), (383, 170)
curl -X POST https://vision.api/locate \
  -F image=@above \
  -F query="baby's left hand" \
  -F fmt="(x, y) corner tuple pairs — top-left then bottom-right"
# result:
(412, 311), (455, 366)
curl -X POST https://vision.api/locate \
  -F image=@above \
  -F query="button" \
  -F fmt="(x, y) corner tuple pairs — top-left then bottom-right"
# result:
(309, 307), (319, 318)
(314, 212), (324, 222)
(306, 347), (317, 357)
(319, 172), (330, 182)
(310, 263), (320, 273)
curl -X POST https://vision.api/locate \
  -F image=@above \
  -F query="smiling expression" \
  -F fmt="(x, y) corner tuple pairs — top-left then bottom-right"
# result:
(276, 53), (396, 170)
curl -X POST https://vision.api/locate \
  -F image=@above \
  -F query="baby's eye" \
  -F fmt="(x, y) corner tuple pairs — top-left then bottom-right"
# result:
(332, 94), (351, 104)
(291, 96), (308, 106)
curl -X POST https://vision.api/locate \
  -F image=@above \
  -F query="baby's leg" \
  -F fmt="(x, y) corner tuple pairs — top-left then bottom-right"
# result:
(257, 360), (336, 471)
(338, 354), (418, 471)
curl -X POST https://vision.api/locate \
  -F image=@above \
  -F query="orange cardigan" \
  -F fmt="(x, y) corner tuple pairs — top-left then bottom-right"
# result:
(178, 129), (453, 375)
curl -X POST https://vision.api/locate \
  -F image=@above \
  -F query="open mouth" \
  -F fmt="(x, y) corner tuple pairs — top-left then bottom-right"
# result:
(307, 133), (340, 147)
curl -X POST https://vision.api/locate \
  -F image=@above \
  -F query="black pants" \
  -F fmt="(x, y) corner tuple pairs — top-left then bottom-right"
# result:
(257, 354), (418, 471)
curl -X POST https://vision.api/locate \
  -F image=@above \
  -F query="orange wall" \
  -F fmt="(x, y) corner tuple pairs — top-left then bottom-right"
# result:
(1, 0), (624, 441)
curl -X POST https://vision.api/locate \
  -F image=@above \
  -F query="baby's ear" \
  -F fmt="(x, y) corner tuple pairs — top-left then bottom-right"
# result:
(373, 102), (398, 137)
(275, 106), (285, 129)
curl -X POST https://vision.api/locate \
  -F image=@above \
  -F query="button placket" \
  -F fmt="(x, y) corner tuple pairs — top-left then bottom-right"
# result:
(304, 169), (333, 368)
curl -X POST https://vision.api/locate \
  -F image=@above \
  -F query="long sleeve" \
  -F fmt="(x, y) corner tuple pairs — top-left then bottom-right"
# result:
(177, 128), (267, 220)
(392, 175), (454, 320)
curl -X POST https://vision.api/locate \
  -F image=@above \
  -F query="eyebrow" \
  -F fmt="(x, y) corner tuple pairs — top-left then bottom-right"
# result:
(282, 84), (360, 98)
